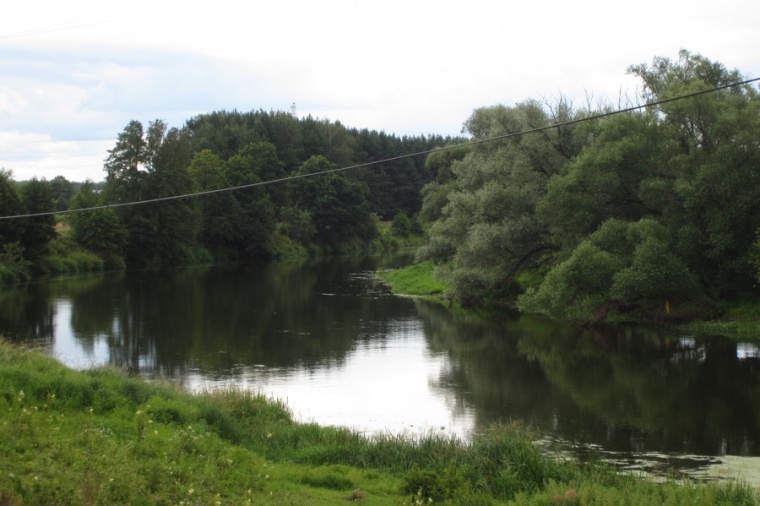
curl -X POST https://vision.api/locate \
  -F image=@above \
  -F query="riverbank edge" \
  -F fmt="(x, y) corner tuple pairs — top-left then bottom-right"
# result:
(1, 341), (756, 505)
(377, 262), (760, 340)
(0, 220), (424, 286)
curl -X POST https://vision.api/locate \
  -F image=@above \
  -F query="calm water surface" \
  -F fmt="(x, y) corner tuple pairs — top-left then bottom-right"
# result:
(2, 255), (760, 479)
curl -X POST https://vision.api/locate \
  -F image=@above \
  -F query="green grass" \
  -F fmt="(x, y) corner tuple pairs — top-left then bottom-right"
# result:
(680, 299), (760, 340)
(0, 340), (756, 505)
(378, 261), (449, 300)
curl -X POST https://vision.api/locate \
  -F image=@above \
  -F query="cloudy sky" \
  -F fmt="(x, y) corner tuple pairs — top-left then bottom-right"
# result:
(2, 0), (759, 182)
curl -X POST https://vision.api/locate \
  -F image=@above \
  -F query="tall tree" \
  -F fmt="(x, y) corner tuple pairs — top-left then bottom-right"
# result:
(629, 50), (760, 297)
(48, 175), (76, 212)
(520, 51), (760, 319)
(0, 170), (25, 247)
(188, 149), (237, 255)
(103, 120), (148, 204)
(223, 144), (278, 259)
(289, 155), (376, 248)
(20, 178), (57, 262)
(417, 99), (585, 305)
(103, 120), (199, 266)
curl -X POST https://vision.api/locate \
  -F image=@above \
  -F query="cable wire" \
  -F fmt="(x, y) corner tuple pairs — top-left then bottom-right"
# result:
(1, 76), (758, 221)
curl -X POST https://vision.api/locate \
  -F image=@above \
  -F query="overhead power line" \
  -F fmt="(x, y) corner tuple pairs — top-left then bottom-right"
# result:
(1, 76), (758, 222)
(0, 20), (114, 41)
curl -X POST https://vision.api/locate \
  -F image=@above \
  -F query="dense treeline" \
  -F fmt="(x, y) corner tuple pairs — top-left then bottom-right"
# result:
(0, 112), (453, 278)
(2, 50), (759, 325)
(418, 50), (760, 321)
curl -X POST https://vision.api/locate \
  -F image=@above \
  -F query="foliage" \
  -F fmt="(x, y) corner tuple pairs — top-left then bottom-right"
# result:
(391, 212), (413, 237)
(278, 206), (317, 245)
(0, 170), (26, 247)
(518, 219), (700, 321)
(68, 181), (127, 268)
(754, 228), (760, 284)
(103, 120), (200, 267)
(4, 110), (456, 276)
(48, 175), (76, 212)
(629, 50), (760, 298)
(418, 50), (760, 318)
(0, 242), (30, 283)
(5, 49), (758, 308)
(185, 110), (455, 219)
(220, 142), (280, 259)
(36, 235), (105, 275)
(417, 99), (584, 306)
(19, 178), (57, 263)
(290, 155), (377, 248)
(187, 149), (237, 255)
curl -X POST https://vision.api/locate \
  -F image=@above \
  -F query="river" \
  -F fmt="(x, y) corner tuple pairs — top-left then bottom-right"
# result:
(1, 255), (759, 483)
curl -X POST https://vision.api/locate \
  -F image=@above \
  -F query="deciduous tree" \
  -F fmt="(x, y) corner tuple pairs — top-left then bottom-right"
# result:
(20, 178), (56, 261)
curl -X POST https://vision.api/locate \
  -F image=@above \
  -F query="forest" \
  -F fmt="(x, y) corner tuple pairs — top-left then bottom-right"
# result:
(1, 50), (759, 323)
(0, 112), (452, 275)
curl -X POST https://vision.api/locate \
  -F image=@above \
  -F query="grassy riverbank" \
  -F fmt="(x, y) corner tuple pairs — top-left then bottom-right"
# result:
(1, 341), (757, 505)
(379, 263), (760, 339)
(678, 299), (760, 340)
(378, 261), (449, 302)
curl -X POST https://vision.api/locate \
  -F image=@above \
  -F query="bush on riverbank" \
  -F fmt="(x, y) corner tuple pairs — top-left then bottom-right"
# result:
(0, 340), (756, 505)
(34, 235), (106, 275)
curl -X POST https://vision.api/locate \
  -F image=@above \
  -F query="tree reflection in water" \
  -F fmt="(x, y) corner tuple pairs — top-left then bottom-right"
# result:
(416, 301), (760, 457)
(1, 257), (758, 459)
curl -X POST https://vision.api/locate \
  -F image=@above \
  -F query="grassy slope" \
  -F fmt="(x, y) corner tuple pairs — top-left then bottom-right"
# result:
(378, 261), (448, 301)
(0, 341), (756, 505)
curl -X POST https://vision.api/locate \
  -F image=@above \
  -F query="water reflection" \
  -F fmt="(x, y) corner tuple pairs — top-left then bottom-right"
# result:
(415, 303), (760, 456)
(1, 257), (759, 460)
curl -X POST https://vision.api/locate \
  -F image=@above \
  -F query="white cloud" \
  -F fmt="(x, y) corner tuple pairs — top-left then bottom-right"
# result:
(1, 0), (758, 181)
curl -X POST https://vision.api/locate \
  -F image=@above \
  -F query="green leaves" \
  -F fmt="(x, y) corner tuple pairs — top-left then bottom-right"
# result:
(68, 182), (127, 266)
(420, 50), (759, 317)
(517, 219), (698, 320)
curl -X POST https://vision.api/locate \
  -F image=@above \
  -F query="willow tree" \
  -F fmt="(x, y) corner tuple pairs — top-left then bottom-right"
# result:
(417, 99), (587, 306)
(628, 50), (760, 297)
(520, 51), (760, 320)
